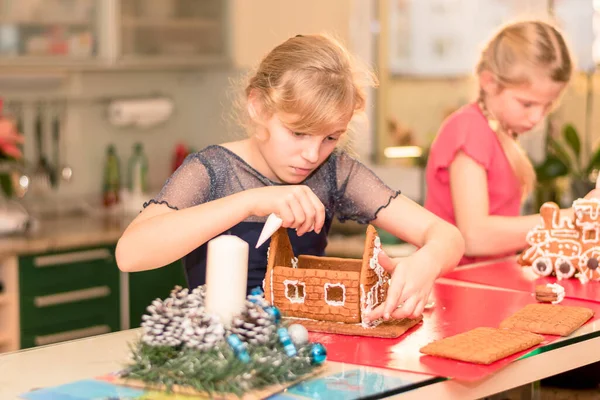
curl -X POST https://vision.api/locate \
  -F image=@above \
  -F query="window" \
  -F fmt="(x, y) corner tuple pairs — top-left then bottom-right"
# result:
(585, 229), (597, 242)
(324, 283), (345, 306)
(283, 280), (305, 304)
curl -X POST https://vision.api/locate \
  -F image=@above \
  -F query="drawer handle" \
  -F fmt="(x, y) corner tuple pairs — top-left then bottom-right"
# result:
(34, 286), (111, 308)
(34, 325), (111, 346)
(34, 249), (113, 268)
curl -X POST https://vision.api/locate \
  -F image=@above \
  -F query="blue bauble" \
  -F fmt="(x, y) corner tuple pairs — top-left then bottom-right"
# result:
(226, 334), (250, 363)
(310, 343), (327, 365)
(264, 306), (281, 324)
(277, 327), (297, 357)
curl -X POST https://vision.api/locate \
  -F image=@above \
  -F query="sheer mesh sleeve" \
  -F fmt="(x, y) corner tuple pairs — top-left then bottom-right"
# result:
(333, 152), (400, 224)
(144, 153), (212, 210)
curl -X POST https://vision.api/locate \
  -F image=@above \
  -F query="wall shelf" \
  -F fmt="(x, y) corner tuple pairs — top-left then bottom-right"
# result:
(0, 0), (229, 71)
(121, 17), (219, 29)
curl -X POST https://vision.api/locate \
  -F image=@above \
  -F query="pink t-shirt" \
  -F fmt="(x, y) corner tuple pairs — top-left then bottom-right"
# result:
(424, 102), (522, 265)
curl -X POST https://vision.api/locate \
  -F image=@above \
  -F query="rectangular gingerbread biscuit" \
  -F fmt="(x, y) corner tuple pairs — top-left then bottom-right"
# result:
(500, 303), (594, 337)
(420, 327), (544, 365)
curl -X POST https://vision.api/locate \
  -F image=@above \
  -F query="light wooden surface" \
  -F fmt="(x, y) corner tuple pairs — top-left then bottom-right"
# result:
(2, 279), (600, 400)
(0, 328), (434, 400)
(0, 214), (133, 257)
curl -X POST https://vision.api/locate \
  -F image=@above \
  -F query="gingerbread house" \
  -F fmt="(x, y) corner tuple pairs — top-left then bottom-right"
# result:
(263, 225), (422, 338)
(518, 199), (600, 282)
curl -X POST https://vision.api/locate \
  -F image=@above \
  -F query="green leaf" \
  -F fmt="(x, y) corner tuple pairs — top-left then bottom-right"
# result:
(547, 135), (573, 173)
(563, 123), (581, 159)
(535, 154), (569, 182)
(586, 145), (600, 175)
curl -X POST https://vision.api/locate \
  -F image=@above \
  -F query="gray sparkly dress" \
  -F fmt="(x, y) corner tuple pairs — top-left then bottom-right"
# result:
(145, 145), (400, 293)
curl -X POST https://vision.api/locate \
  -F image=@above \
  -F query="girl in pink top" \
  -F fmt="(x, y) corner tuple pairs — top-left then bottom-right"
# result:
(425, 20), (598, 266)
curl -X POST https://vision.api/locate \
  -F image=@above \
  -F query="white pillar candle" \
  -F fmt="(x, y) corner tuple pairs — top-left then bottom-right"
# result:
(205, 235), (249, 327)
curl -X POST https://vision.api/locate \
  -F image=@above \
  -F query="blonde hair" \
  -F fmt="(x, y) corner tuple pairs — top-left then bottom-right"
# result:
(476, 20), (572, 198)
(235, 34), (377, 140)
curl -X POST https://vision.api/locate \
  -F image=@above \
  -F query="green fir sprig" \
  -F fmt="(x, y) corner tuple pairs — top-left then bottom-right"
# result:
(122, 325), (317, 397)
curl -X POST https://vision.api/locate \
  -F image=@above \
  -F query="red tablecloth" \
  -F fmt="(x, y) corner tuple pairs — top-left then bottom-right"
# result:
(309, 281), (600, 381)
(444, 258), (600, 303)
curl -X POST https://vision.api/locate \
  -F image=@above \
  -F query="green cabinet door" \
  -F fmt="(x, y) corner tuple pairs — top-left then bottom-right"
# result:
(128, 260), (187, 328)
(18, 245), (121, 349)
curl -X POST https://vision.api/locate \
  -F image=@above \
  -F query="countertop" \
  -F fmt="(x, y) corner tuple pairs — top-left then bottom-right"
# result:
(0, 214), (416, 259)
(3, 274), (600, 399)
(0, 214), (135, 258)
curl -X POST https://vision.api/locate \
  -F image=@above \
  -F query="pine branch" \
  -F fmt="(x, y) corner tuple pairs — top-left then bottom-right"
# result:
(123, 326), (318, 396)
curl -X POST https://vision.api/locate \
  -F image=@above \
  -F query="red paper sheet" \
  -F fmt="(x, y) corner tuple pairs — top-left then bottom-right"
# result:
(444, 258), (600, 303)
(308, 282), (600, 382)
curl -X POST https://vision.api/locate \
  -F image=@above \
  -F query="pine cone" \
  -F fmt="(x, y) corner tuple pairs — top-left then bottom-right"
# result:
(141, 285), (225, 349)
(230, 300), (276, 345)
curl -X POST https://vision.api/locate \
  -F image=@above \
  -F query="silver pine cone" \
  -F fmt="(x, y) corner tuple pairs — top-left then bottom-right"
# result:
(229, 300), (276, 345)
(141, 285), (225, 349)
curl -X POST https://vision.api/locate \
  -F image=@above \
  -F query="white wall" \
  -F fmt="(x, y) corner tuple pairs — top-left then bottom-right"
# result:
(230, 0), (351, 70)
(58, 70), (237, 197)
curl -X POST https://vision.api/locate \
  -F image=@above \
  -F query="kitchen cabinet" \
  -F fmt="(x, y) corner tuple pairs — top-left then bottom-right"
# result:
(118, 0), (227, 68)
(0, 0), (98, 66)
(18, 244), (121, 349)
(127, 260), (186, 328)
(386, 0), (595, 77)
(0, 241), (187, 351)
(0, 0), (229, 70)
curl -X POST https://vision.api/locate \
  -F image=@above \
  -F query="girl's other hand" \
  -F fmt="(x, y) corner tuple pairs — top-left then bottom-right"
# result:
(584, 188), (600, 200)
(365, 250), (439, 322)
(249, 185), (325, 236)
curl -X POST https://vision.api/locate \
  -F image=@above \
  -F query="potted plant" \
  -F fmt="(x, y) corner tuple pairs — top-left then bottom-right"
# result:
(535, 123), (600, 206)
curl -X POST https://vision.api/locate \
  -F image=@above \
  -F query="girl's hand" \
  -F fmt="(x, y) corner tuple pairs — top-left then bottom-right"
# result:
(248, 185), (326, 236)
(0, 118), (23, 159)
(584, 188), (600, 200)
(366, 250), (439, 322)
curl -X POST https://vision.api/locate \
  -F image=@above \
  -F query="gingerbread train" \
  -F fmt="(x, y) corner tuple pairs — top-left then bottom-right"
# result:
(518, 198), (600, 282)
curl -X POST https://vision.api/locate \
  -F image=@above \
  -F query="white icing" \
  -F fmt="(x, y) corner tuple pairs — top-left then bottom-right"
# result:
(532, 257), (553, 277)
(576, 272), (590, 284)
(291, 257), (298, 268)
(578, 249), (600, 281)
(269, 269), (274, 305)
(360, 235), (389, 328)
(573, 198), (600, 221)
(283, 279), (306, 304)
(581, 228), (599, 244)
(545, 283), (565, 304)
(526, 199), (600, 282)
(324, 282), (345, 306)
(554, 257), (576, 280)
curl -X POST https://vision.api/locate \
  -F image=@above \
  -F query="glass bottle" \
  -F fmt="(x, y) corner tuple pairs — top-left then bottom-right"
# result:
(103, 144), (121, 207)
(128, 142), (148, 195)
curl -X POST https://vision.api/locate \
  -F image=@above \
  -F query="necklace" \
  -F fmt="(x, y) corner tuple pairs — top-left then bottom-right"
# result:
(477, 97), (518, 140)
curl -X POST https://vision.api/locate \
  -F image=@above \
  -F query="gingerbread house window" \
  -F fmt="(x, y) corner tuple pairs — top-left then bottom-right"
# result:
(283, 280), (305, 304)
(324, 283), (345, 306)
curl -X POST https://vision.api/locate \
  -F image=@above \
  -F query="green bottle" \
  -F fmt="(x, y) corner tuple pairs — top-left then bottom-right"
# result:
(103, 144), (121, 207)
(128, 142), (148, 195)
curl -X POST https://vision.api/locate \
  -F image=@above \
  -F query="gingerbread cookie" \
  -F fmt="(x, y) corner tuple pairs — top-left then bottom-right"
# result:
(535, 283), (565, 304)
(420, 327), (544, 365)
(519, 199), (600, 282)
(500, 303), (594, 336)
